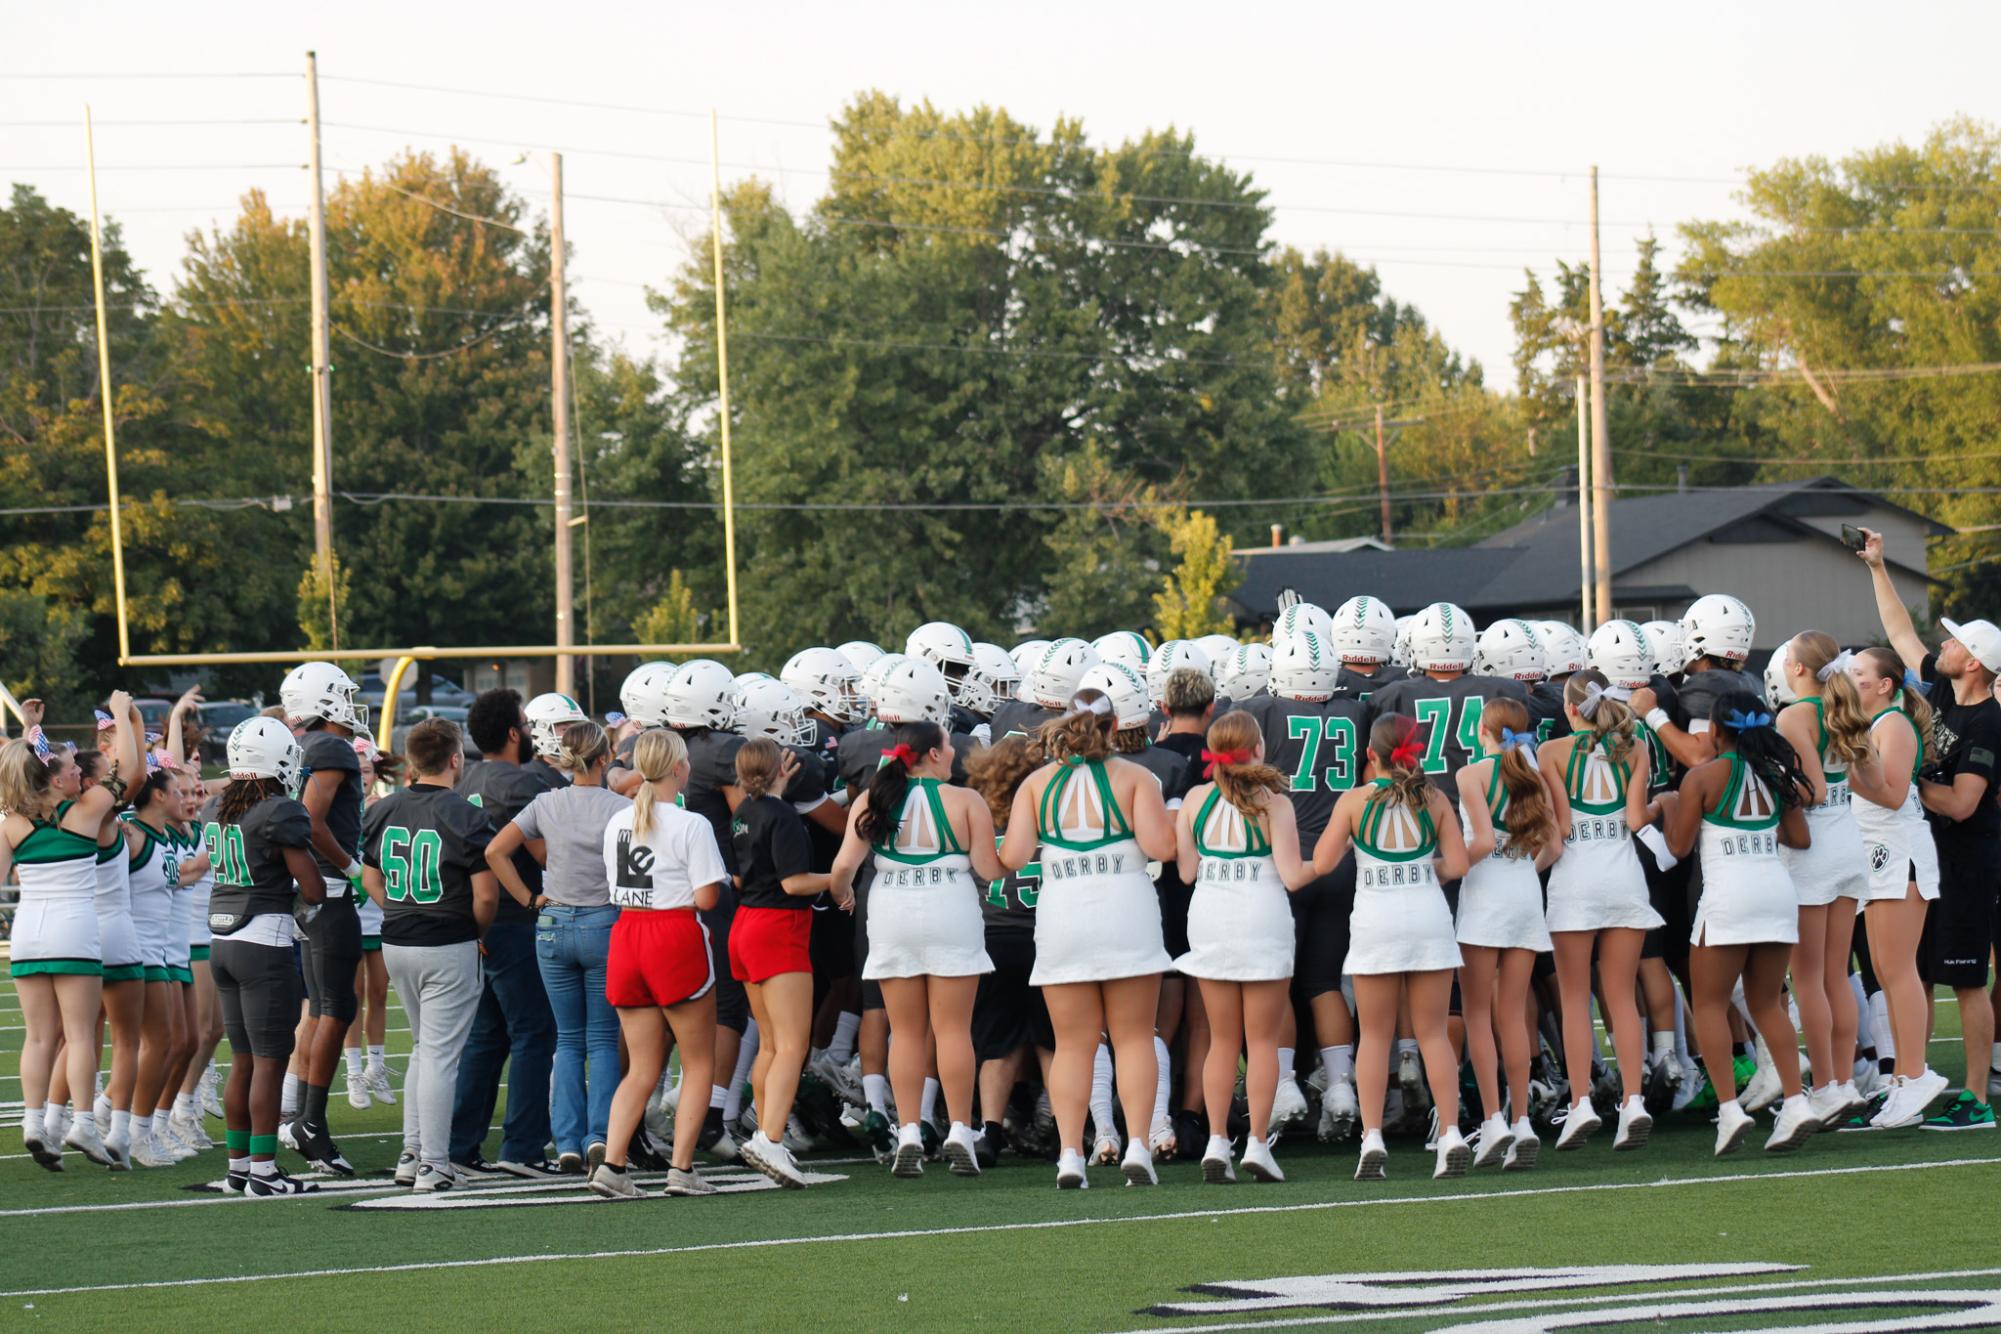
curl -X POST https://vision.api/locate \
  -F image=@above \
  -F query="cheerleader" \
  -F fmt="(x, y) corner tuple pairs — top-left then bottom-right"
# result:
(175, 767), (228, 1144)
(999, 689), (1177, 1189)
(1537, 670), (1662, 1151)
(1171, 711), (1317, 1184)
(832, 721), (1002, 1178)
(1845, 647), (1948, 1128)
(4, 694), (137, 1169)
(1774, 633), (1873, 1127)
(1451, 698), (1558, 1170)
(591, 729), (724, 1199)
(124, 766), (194, 1167)
(161, 769), (212, 1151)
(1663, 693), (1819, 1153)
(345, 738), (396, 1111)
(1311, 714), (1472, 1181)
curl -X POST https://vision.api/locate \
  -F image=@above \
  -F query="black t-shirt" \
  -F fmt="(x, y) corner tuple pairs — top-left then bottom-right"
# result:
(681, 728), (747, 876)
(989, 700), (1058, 743)
(1222, 693), (1372, 843)
(203, 791), (313, 924)
(361, 783), (494, 948)
(733, 794), (815, 910)
(458, 757), (560, 924)
(299, 729), (363, 876)
(1920, 651), (2001, 852)
(1365, 674), (1531, 798)
(524, 756), (571, 790)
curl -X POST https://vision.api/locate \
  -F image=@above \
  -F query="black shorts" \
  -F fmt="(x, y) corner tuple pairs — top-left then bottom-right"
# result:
(972, 927), (1053, 1061)
(1920, 840), (2001, 990)
(700, 885), (748, 1033)
(299, 894), (362, 1023)
(1639, 834), (1695, 964)
(1157, 875), (1193, 962)
(808, 901), (855, 979)
(212, 935), (302, 1060)
(1290, 857), (1355, 1000)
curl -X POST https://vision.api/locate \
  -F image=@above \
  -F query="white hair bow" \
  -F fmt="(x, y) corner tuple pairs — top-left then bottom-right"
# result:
(1071, 694), (1113, 717)
(1816, 649), (1856, 683)
(1576, 680), (1631, 720)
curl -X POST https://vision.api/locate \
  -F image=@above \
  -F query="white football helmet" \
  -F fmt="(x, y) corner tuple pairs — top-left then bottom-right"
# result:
(1534, 622), (1588, 677)
(1270, 628), (1340, 701)
(874, 656), (952, 725)
(1765, 638), (1798, 706)
(1640, 621), (1684, 679)
(1091, 631), (1152, 673)
(1408, 602), (1476, 673)
(1214, 641), (1273, 699)
(781, 647), (863, 724)
(1588, 620), (1655, 691)
(1473, 619), (1546, 682)
(834, 641), (886, 677)
(735, 677), (813, 745)
(1195, 634), (1241, 671)
(662, 659), (738, 730)
(970, 642), (1019, 716)
(1391, 615), (1415, 669)
(1078, 661), (1151, 731)
(226, 716), (303, 789)
(1146, 640), (1213, 706)
(280, 661), (366, 730)
(732, 671), (774, 690)
(1024, 637), (1099, 710)
(1680, 593), (1755, 667)
(859, 652), (910, 710)
(905, 621), (982, 707)
(1008, 640), (1051, 702)
(1272, 600), (1333, 647)
(525, 692), (589, 759)
(1331, 595), (1396, 665)
(618, 661), (677, 727)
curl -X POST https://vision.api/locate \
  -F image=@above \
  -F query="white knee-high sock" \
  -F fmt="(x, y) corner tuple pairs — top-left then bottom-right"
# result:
(1851, 973), (1875, 1051)
(1090, 1042), (1116, 1140)
(920, 1076), (940, 1125)
(1871, 990), (1895, 1064)
(1152, 1035), (1172, 1133)
(1320, 1044), (1354, 1083)
(828, 1011), (861, 1066)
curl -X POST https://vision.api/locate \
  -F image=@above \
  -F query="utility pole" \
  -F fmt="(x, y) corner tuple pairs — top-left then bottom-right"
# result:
(550, 151), (575, 697)
(1374, 403), (1392, 546)
(304, 51), (337, 646)
(1587, 165), (1614, 623)
(1576, 373), (1593, 627)
(84, 106), (130, 665)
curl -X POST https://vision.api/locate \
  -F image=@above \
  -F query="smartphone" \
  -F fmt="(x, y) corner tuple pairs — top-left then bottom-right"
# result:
(1841, 523), (1867, 551)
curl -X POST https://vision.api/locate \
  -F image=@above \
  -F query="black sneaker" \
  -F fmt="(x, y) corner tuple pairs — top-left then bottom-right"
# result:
(629, 1126), (670, 1172)
(293, 1122), (355, 1177)
(697, 1106), (725, 1153)
(975, 1123), (1002, 1169)
(247, 1166), (320, 1196)
(453, 1153), (507, 1180)
(919, 1119), (942, 1161)
(497, 1157), (565, 1179)
(223, 1169), (250, 1195)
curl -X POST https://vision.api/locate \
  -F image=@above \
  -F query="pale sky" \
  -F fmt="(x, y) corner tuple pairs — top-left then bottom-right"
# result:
(8, 1), (1996, 379)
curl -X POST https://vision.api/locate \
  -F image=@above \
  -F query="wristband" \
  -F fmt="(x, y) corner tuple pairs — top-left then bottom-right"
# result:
(1645, 708), (1670, 731)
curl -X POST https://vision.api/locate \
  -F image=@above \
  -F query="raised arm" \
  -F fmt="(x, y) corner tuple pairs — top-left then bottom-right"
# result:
(1859, 528), (1928, 670)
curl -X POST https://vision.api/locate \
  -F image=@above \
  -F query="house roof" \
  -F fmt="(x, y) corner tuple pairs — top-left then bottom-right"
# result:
(1231, 477), (1949, 619)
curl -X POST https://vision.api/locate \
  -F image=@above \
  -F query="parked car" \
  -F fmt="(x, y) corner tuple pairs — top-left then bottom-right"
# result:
(355, 673), (474, 709)
(389, 705), (479, 760)
(195, 700), (260, 765)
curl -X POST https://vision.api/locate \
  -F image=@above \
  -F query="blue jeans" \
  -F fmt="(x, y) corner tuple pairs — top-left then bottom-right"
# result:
(449, 919), (557, 1164)
(533, 903), (620, 1156)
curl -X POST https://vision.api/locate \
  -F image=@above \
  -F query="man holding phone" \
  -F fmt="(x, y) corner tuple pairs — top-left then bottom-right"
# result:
(1860, 527), (2000, 1132)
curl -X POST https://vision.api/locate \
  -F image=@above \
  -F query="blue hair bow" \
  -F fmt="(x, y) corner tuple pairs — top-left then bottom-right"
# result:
(93, 709), (116, 730)
(27, 725), (51, 761)
(1500, 727), (1536, 752)
(1725, 708), (1774, 731)
(1902, 668), (1932, 698)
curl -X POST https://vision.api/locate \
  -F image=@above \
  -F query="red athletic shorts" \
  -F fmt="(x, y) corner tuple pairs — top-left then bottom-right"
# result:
(605, 909), (715, 1009)
(729, 905), (813, 983)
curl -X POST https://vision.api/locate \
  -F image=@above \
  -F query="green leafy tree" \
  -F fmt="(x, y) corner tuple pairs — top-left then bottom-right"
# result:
(1152, 508), (1234, 639)
(632, 569), (710, 648)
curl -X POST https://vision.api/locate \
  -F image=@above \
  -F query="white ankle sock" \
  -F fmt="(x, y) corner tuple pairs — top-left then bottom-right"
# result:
(920, 1076), (940, 1125)
(1277, 1046), (1296, 1081)
(828, 1011), (861, 1065)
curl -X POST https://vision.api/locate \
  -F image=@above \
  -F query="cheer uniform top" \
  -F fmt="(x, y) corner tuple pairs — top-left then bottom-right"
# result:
(1174, 788), (1294, 981)
(1853, 706), (1939, 903)
(1779, 698), (1868, 905)
(89, 804), (144, 982)
(1544, 735), (1662, 934)
(7, 809), (102, 977)
(175, 822), (214, 962)
(1028, 758), (1171, 985)
(124, 816), (180, 980)
(1455, 761), (1553, 952)
(1692, 755), (1798, 946)
(1344, 781), (1462, 975)
(861, 779), (992, 979)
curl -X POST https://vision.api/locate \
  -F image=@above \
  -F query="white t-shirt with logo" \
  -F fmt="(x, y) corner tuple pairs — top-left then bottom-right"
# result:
(600, 801), (728, 910)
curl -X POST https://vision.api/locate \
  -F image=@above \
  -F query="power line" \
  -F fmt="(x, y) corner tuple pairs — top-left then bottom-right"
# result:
(0, 118), (299, 127)
(0, 71), (293, 79)
(0, 161), (301, 171)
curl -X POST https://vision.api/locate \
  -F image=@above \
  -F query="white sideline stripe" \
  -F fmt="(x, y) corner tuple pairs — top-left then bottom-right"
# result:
(1101, 1267), (2001, 1334)
(0, 1155), (1994, 1298)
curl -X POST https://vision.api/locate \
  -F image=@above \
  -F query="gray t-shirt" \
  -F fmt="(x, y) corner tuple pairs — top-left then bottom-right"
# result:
(512, 784), (630, 908)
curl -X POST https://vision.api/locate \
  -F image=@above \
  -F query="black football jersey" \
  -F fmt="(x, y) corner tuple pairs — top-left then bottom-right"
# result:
(680, 728), (747, 875)
(1222, 693), (1372, 843)
(836, 723), (972, 796)
(988, 700), (1058, 743)
(1335, 665), (1393, 701)
(458, 757), (559, 921)
(1365, 673), (1531, 796)
(361, 783), (494, 946)
(1527, 681), (1571, 743)
(203, 792), (313, 925)
(298, 729), (363, 876)
(1675, 667), (1765, 732)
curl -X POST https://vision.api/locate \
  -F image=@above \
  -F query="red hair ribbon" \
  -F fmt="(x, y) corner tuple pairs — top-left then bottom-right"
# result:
(1201, 747), (1253, 779)
(884, 743), (919, 767)
(1388, 722), (1425, 770)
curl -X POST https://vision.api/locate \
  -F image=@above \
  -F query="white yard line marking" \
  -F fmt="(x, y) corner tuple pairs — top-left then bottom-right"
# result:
(0, 1155), (1994, 1298)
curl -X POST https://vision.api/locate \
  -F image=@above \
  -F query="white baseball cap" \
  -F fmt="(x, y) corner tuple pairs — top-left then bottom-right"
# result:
(1940, 617), (2001, 674)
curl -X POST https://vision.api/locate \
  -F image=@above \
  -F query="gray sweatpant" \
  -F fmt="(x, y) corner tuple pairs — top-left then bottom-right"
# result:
(382, 940), (482, 1170)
